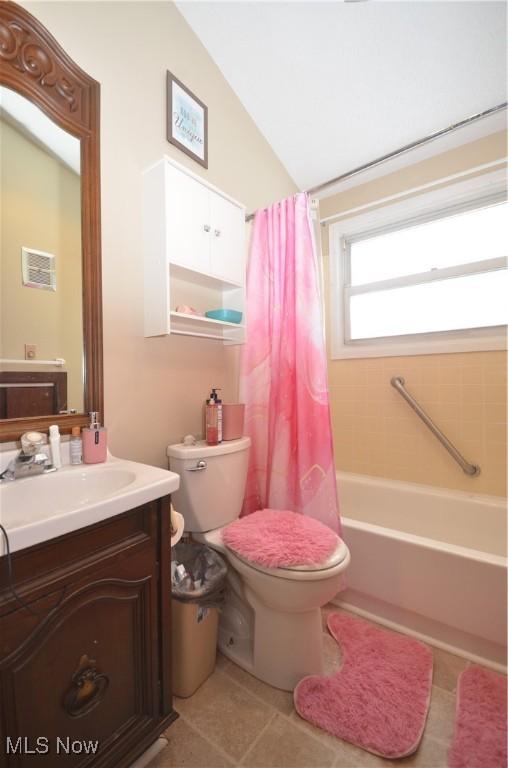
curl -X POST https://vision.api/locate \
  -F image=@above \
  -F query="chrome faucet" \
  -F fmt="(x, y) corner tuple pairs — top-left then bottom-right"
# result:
(0, 431), (56, 482)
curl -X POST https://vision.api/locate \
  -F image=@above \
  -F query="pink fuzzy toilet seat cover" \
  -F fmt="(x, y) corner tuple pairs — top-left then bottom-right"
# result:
(222, 509), (339, 569)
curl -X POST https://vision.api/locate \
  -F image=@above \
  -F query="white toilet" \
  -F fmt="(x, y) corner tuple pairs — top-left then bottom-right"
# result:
(167, 437), (350, 691)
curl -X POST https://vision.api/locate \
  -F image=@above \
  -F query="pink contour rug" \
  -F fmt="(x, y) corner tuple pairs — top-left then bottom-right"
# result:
(294, 613), (433, 759)
(448, 665), (507, 768)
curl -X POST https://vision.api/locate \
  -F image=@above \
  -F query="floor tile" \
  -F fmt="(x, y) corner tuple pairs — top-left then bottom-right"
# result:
(332, 740), (396, 767)
(396, 733), (449, 767)
(322, 631), (343, 676)
(174, 669), (274, 762)
(431, 648), (468, 693)
(290, 711), (394, 767)
(241, 713), (336, 768)
(220, 656), (294, 715)
(290, 709), (344, 753)
(424, 686), (456, 744)
(150, 718), (233, 767)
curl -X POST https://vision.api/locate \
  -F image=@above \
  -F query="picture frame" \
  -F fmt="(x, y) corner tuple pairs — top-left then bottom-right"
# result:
(166, 71), (208, 168)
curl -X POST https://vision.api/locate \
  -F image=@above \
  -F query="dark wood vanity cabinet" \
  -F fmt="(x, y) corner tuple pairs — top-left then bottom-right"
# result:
(0, 498), (176, 768)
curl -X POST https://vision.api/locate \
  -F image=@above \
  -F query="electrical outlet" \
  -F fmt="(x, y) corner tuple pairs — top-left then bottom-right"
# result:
(25, 344), (36, 360)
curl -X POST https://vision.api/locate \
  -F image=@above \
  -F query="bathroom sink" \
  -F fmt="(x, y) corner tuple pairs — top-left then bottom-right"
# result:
(0, 455), (180, 555)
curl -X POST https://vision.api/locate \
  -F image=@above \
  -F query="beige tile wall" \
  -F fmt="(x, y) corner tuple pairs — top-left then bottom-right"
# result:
(329, 351), (507, 496)
(322, 132), (507, 497)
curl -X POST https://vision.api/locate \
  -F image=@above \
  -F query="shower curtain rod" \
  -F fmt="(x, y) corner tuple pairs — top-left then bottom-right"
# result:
(245, 102), (507, 222)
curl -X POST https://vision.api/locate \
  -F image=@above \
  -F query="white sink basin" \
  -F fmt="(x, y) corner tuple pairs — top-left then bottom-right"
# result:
(0, 454), (180, 554)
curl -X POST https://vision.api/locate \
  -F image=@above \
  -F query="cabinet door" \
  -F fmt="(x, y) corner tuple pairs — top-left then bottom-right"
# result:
(166, 162), (211, 273)
(209, 192), (245, 285)
(0, 574), (159, 767)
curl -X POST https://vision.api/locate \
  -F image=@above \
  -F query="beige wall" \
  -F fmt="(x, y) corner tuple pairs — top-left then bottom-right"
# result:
(322, 132), (507, 497)
(320, 131), (508, 220)
(23, 1), (297, 467)
(1, 119), (83, 411)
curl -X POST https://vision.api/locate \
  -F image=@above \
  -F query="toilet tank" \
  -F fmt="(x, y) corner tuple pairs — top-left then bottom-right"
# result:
(167, 437), (251, 532)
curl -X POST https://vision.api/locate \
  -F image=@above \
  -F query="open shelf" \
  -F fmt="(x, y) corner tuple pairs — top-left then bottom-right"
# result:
(171, 330), (228, 341)
(170, 263), (243, 291)
(170, 311), (244, 330)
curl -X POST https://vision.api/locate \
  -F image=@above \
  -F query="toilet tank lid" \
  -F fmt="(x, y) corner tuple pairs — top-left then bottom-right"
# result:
(167, 436), (251, 459)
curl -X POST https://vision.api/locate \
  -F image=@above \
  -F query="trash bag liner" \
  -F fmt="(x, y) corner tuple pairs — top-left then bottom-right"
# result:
(172, 538), (227, 608)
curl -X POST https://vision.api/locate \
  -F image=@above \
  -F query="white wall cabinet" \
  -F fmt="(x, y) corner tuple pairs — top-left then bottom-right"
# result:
(209, 191), (245, 285)
(143, 157), (246, 344)
(165, 162), (211, 274)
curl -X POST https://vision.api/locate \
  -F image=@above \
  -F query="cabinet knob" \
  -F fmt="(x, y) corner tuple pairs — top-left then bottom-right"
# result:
(203, 224), (211, 232)
(214, 229), (221, 237)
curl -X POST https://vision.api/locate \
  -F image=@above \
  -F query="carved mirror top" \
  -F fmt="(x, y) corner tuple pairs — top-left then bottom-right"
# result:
(0, 3), (94, 131)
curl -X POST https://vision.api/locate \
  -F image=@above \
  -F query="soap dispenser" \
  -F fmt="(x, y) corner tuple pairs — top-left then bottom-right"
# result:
(82, 411), (107, 464)
(205, 388), (222, 446)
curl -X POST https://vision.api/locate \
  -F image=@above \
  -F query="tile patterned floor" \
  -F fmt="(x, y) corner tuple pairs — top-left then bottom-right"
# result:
(148, 606), (479, 768)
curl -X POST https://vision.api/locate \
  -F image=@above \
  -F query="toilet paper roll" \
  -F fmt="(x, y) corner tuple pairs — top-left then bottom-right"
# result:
(170, 506), (185, 548)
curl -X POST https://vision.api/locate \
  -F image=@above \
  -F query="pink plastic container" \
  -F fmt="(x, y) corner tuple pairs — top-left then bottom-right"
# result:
(222, 404), (245, 441)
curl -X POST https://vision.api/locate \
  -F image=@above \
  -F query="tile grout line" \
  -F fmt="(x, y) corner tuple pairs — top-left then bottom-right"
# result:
(212, 660), (346, 763)
(174, 668), (283, 766)
(172, 710), (237, 767)
(218, 656), (342, 759)
(237, 711), (278, 766)
(285, 709), (338, 750)
(218, 660), (294, 715)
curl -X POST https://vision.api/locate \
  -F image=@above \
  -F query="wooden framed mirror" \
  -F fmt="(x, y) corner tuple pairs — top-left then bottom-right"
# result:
(0, 0), (103, 441)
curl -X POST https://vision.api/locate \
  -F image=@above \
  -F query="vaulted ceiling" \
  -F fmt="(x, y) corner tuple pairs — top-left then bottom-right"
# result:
(178, 1), (507, 192)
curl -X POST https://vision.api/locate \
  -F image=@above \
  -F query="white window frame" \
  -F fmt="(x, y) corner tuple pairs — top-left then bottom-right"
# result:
(329, 168), (508, 359)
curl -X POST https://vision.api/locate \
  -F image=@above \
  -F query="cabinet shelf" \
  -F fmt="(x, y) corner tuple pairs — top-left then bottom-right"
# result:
(170, 311), (244, 344)
(170, 311), (244, 330)
(172, 330), (230, 341)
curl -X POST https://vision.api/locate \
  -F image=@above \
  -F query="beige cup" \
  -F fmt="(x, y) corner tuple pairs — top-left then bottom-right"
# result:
(222, 403), (245, 441)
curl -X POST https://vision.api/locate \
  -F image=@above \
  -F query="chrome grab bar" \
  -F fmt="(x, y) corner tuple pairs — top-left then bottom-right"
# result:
(390, 377), (480, 477)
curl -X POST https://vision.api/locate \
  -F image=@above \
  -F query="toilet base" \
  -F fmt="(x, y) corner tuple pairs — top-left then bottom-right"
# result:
(218, 580), (324, 691)
(250, 588), (324, 690)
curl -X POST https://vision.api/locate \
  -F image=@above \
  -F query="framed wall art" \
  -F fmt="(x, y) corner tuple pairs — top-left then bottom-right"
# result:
(166, 71), (208, 168)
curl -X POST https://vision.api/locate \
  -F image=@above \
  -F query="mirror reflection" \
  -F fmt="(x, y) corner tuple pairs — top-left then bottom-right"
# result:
(0, 85), (84, 418)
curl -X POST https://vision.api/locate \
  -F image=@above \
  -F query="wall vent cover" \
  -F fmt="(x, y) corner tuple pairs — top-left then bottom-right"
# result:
(21, 247), (56, 291)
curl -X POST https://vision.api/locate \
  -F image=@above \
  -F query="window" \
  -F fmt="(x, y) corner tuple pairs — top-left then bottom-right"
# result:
(329, 170), (508, 359)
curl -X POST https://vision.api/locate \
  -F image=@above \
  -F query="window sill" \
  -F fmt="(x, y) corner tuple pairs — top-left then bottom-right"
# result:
(331, 329), (507, 360)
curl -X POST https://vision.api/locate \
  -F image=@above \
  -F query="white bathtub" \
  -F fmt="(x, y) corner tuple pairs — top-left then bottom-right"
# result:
(335, 471), (507, 671)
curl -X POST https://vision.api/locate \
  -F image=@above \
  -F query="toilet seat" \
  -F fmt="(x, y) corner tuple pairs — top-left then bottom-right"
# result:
(226, 537), (349, 581)
(196, 527), (349, 583)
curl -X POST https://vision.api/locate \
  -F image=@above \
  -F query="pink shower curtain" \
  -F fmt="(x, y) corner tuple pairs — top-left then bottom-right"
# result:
(240, 193), (341, 533)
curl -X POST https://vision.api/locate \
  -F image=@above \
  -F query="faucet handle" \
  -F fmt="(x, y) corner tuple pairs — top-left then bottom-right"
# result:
(20, 431), (46, 455)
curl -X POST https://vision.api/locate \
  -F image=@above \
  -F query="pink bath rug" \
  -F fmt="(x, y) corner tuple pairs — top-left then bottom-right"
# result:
(294, 613), (433, 759)
(222, 508), (338, 568)
(448, 665), (507, 768)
